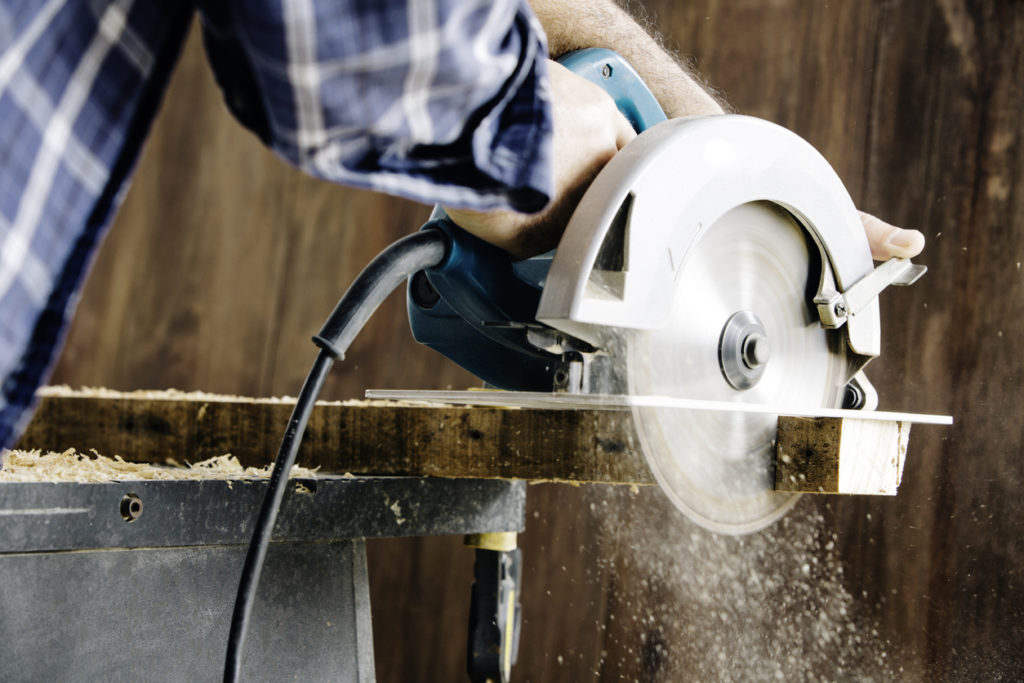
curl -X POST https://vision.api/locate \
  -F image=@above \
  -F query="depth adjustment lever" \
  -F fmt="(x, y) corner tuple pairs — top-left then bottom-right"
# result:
(816, 257), (927, 328)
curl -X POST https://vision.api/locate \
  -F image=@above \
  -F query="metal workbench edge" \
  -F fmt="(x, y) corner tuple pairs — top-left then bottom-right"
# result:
(0, 475), (526, 552)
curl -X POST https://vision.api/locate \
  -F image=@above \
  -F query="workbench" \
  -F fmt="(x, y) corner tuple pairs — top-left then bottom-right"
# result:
(7, 387), (915, 680)
(0, 450), (524, 680)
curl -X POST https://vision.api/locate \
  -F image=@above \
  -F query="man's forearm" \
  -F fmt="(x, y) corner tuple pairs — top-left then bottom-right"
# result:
(529, 0), (727, 117)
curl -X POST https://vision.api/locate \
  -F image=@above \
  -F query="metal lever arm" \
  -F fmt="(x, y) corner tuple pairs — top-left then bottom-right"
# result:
(816, 257), (926, 328)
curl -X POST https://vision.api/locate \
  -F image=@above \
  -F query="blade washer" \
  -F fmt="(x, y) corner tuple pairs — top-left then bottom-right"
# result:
(719, 310), (771, 391)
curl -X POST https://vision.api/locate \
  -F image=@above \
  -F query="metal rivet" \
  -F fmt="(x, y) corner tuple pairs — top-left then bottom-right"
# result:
(120, 493), (143, 523)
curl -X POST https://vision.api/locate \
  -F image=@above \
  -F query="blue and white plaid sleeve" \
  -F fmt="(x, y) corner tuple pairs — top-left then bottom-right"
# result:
(0, 0), (554, 449)
(201, 0), (554, 213)
(0, 0), (194, 449)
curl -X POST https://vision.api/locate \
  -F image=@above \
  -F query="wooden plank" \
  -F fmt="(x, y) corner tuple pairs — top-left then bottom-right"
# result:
(775, 417), (910, 495)
(15, 392), (654, 486)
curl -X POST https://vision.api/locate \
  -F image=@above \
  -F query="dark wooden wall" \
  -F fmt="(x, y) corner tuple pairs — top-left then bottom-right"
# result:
(48, 1), (1023, 680)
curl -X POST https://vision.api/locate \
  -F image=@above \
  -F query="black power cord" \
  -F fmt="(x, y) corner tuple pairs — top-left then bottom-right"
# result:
(224, 228), (448, 681)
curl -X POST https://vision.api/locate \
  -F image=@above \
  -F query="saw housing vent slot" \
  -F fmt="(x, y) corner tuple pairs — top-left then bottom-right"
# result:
(586, 192), (633, 301)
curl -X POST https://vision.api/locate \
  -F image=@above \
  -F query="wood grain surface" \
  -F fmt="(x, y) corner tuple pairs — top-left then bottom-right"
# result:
(18, 393), (651, 484)
(44, 1), (1024, 680)
(775, 416), (909, 495)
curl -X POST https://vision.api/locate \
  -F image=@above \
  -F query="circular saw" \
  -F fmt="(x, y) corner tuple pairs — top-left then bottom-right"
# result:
(404, 50), (923, 534)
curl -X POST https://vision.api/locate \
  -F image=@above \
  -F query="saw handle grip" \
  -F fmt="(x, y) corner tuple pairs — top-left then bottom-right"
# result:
(418, 215), (543, 331)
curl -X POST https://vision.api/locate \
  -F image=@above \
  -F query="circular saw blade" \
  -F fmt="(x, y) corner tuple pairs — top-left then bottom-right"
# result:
(626, 201), (850, 534)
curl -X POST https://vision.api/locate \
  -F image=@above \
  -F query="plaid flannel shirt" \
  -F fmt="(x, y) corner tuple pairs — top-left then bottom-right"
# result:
(0, 0), (554, 448)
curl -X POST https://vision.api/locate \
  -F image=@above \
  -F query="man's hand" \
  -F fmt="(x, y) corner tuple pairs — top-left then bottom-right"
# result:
(445, 60), (636, 260)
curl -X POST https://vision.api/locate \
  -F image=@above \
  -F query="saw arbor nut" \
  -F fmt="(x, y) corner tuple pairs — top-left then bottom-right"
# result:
(742, 332), (771, 368)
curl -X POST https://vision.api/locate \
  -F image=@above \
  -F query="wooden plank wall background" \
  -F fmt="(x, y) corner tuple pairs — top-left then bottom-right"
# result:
(46, 1), (1022, 680)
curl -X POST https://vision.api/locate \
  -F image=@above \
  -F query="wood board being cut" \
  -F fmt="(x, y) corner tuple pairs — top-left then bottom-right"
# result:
(15, 388), (654, 485)
(12, 388), (938, 495)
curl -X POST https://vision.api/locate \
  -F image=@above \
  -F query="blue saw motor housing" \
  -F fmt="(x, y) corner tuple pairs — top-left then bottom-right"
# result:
(406, 49), (666, 391)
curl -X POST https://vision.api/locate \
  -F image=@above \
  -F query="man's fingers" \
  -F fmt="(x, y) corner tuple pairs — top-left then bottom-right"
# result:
(859, 211), (926, 261)
(615, 113), (637, 149)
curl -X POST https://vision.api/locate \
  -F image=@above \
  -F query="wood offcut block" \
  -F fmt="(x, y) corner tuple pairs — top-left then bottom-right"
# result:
(774, 416), (910, 495)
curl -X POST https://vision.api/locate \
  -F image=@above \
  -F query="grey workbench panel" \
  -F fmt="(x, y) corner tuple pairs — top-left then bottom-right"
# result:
(0, 475), (526, 552)
(0, 540), (374, 682)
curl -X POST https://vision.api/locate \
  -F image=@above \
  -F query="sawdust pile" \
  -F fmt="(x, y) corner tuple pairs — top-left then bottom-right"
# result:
(582, 486), (900, 681)
(0, 449), (319, 483)
(38, 384), (442, 409)
(38, 384), (302, 404)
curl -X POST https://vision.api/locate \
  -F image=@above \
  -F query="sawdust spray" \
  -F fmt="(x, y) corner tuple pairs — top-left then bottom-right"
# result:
(580, 486), (902, 681)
